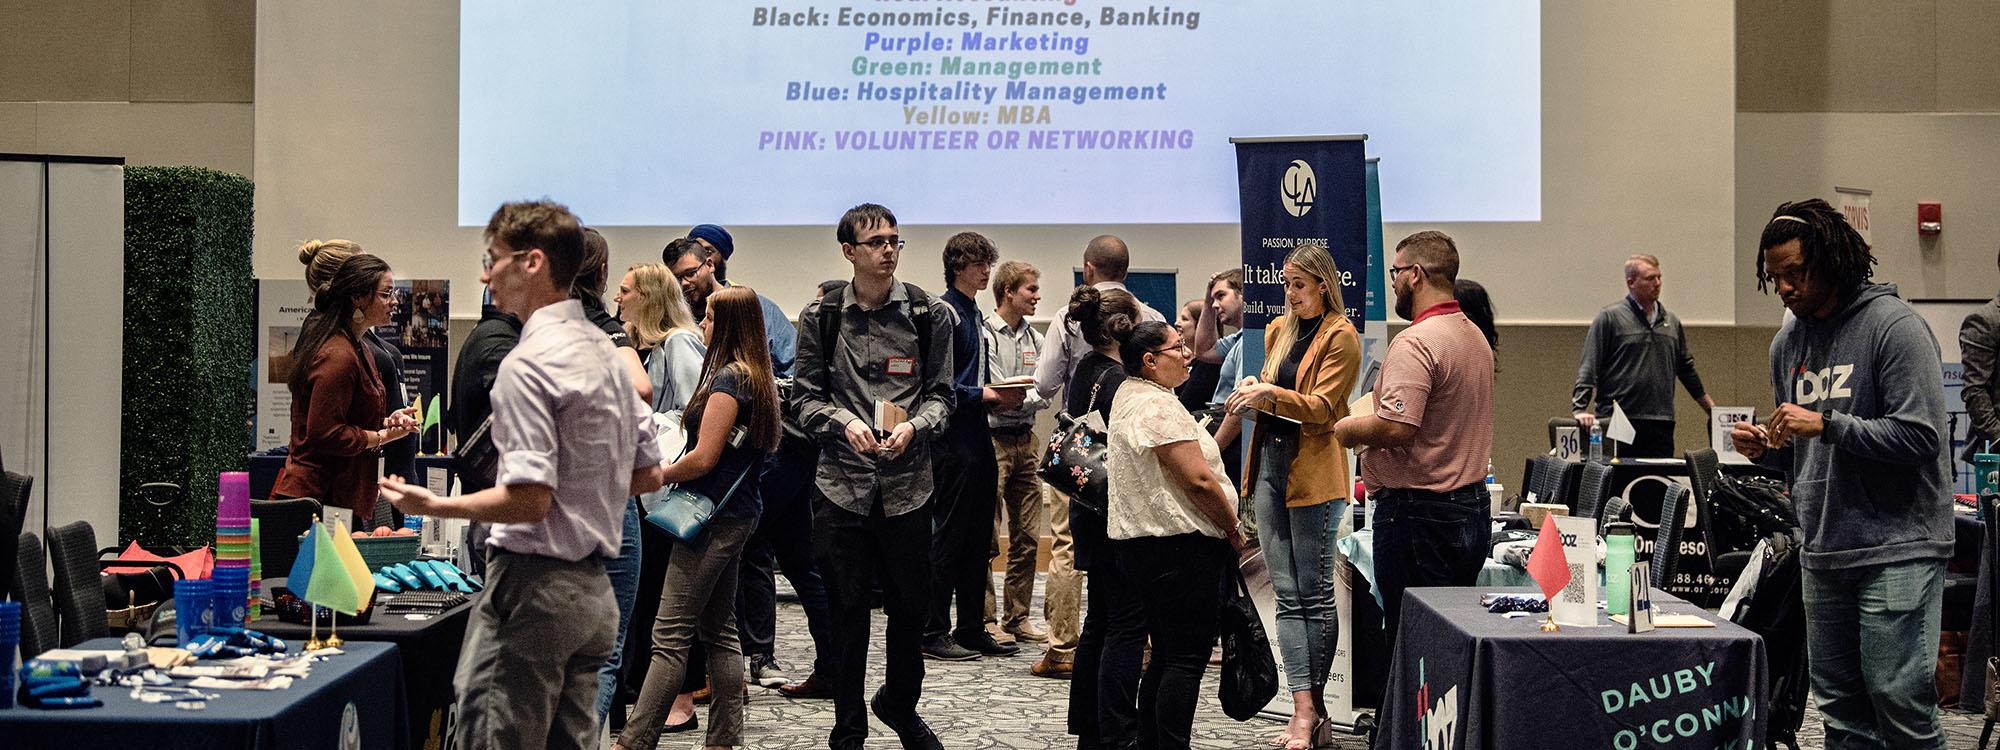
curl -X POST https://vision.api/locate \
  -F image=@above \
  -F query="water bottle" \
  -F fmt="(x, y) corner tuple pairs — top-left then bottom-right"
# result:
(1605, 522), (1636, 616)
(1589, 423), (1604, 462)
(1485, 463), (1504, 516)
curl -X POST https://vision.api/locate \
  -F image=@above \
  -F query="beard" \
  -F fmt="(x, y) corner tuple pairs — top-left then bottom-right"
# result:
(1394, 286), (1414, 321)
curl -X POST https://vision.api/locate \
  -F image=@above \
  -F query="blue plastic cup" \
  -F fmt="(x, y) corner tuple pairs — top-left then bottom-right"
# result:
(0, 601), (16, 706)
(212, 571), (250, 633)
(175, 578), (214, 644)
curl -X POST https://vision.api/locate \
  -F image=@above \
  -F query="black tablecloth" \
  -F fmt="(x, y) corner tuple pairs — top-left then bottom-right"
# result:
(256, 577), (473, 750)
(0, 639), (404, 749)
(1376, 588), (1767, 750)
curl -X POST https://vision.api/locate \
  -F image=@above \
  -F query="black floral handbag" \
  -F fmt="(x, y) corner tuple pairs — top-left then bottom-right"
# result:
(1037, 369), (1119, 515)
(1219, 562), (1279, 721)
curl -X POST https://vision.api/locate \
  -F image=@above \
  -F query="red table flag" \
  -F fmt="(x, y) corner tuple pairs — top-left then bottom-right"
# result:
(1527, 517), (1573, 602)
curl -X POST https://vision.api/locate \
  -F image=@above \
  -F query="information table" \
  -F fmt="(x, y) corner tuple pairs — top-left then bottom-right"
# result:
(258, 577), (474, 750)
(1377, 588), (1766, 750)
(0, 639), (405, 750)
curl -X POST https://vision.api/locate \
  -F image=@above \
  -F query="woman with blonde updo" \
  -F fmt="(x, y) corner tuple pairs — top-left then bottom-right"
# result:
(273, 241), (418, 520)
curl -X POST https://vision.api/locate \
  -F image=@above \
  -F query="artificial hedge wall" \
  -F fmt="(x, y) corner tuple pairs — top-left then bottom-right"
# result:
(121, 166), (255, 546)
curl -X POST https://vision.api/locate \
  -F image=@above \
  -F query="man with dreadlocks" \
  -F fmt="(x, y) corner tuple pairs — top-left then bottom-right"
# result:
(1732, 198), (1952, 749)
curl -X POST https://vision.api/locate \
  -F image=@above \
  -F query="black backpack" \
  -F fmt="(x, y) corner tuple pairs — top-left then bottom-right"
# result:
(1707, 474), (1796, 555)
(781, 281), (938, 438)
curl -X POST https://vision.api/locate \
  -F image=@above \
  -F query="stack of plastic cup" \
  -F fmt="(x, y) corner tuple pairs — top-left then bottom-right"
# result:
(248, 517), (263, 622)
(174, 578), (213, 646)
(0, 600), (20, 708)
(213, 471), (253, 633)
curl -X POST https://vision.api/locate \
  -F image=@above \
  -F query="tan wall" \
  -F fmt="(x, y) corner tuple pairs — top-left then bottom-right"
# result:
(1739, 0), (2000, 113)
(1485, 324), (1781, 491)
(0, 0), (254, 177)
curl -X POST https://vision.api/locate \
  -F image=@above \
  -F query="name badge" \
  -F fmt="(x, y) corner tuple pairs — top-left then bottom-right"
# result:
(886, 357), (915, 376)
(1022, 349), (1039, 367)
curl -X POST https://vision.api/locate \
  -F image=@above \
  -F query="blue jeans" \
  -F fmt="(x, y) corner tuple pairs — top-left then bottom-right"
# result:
(1250, 433), (1342, 694)
(1802, 558), (1946, 750)
(596, 497), (643, 723)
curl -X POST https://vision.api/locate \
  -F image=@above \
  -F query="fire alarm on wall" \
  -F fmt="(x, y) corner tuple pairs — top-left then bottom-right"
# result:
(1918, 202), (1942, 235)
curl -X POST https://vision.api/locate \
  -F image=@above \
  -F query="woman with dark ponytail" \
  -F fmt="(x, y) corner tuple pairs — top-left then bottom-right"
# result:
(273, 246), (419, 522)
(1106, 319), (1239, 750)
(1060, 285), (1149, 750)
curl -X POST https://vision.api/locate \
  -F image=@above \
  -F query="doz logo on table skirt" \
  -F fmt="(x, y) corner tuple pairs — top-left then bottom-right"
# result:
(1415, 658), (1460, 749)
(340, 701), (361, 750)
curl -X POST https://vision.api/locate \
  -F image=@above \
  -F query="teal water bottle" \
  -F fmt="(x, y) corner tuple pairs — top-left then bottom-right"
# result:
(1605, 522), (1636, 616)
(1589, 423), (1604, 462)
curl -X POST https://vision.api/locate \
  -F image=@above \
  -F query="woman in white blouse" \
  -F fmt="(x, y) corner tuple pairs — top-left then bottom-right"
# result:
(1105, 319), (1240, 750)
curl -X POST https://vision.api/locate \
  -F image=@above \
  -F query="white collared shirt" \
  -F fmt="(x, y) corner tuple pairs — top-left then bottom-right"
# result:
(486, 300), (663, 560)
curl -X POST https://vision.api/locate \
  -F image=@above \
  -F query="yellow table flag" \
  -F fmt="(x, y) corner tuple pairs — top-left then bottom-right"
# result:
(329, 521), (379, 611)
(304, 522), (361, 614)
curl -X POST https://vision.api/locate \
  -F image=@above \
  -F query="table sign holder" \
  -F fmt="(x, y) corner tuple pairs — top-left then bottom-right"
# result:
(1628, 563), (1655, 633)
(1551, 516), (1599, 628)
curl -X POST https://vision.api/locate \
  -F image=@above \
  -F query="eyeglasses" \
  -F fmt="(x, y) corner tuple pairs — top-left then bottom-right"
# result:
(374, 290), (397, 301)
(849, 237), (906, 251)
(1388, 263), (1421, 278)
(1149, 342), (1191, 357)
(481, 249), (528, 272)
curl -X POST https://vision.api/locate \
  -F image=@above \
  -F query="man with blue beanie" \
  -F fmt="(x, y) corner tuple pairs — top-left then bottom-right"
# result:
(1733, 198), (1952, 749)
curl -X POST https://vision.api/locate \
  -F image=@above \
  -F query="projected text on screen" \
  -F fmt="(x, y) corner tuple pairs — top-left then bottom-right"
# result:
(459, 1), (1539, 226)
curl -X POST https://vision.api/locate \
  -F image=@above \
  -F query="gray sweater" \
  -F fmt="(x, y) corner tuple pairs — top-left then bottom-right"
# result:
(1763, 284), (1953, 571)
(1571, 296), (1706, 421)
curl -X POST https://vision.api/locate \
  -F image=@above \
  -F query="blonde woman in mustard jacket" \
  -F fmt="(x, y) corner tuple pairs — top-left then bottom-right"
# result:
(1224, 243), (1360, 749)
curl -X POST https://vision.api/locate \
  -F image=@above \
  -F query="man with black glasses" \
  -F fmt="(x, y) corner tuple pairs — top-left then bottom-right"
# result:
(792, 203), (955, 750)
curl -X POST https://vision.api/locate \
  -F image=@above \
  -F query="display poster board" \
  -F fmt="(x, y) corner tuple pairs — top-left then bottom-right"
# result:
(1711, 407), (1755, 465)
(1070, 269), (1176, 325)
(1834, 186), (1871, 246)
(255, 280), (312, 451)
(380, 279), (451, 454)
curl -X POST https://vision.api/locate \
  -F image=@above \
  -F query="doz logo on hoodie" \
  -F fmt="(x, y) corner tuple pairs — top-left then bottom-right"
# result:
(1794, 364), (1855, 406)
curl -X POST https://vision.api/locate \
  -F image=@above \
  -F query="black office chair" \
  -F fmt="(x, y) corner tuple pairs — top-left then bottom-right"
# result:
(1575, 460), (1614, 522)
(1651, 484), (1689, 591)
(47, 521), (108, 647)
(8, 532), (60, 659)
(1685, 448), (1721, 511)
(252, 496), (322, 577)
(1527, 455), (1571, 508)
(1684, 448), (1752, 589)
(0, 470), (28, 605)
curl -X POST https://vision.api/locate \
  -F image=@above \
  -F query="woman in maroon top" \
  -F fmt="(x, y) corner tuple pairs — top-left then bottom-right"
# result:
(273, 248), (418, 521)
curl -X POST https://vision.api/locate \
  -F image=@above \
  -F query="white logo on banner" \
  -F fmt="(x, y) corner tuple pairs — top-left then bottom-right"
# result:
(1282, 159), (1316, 217)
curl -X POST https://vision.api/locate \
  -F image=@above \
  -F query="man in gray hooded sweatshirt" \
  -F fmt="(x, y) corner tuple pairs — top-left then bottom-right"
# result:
(1733, 198), (1952, 749)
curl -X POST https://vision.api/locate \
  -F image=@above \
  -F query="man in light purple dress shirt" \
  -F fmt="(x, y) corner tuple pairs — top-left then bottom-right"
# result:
(383, 200), (665, 750)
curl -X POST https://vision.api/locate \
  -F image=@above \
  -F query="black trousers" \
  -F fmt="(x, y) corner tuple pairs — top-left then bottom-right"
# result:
(1069, 514), (1144, 749)
(1371, 484), (1489, 651)
(1626, 418), (1678, 459)
(737, 448), (836, 677)
(814, 491), (932, 748)
(1115, 533), (1230, 750)
(928, 422), (1000, 639)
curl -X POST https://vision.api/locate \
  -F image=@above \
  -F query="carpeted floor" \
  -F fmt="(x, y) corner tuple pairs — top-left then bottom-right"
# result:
(625, 573), (1990, 749)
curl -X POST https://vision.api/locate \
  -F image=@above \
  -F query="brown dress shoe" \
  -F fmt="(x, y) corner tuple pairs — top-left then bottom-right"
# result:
(778, 672), (835, 699)
(1006, 622), (1049, 644)
(1029, 653), (1073, 679)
